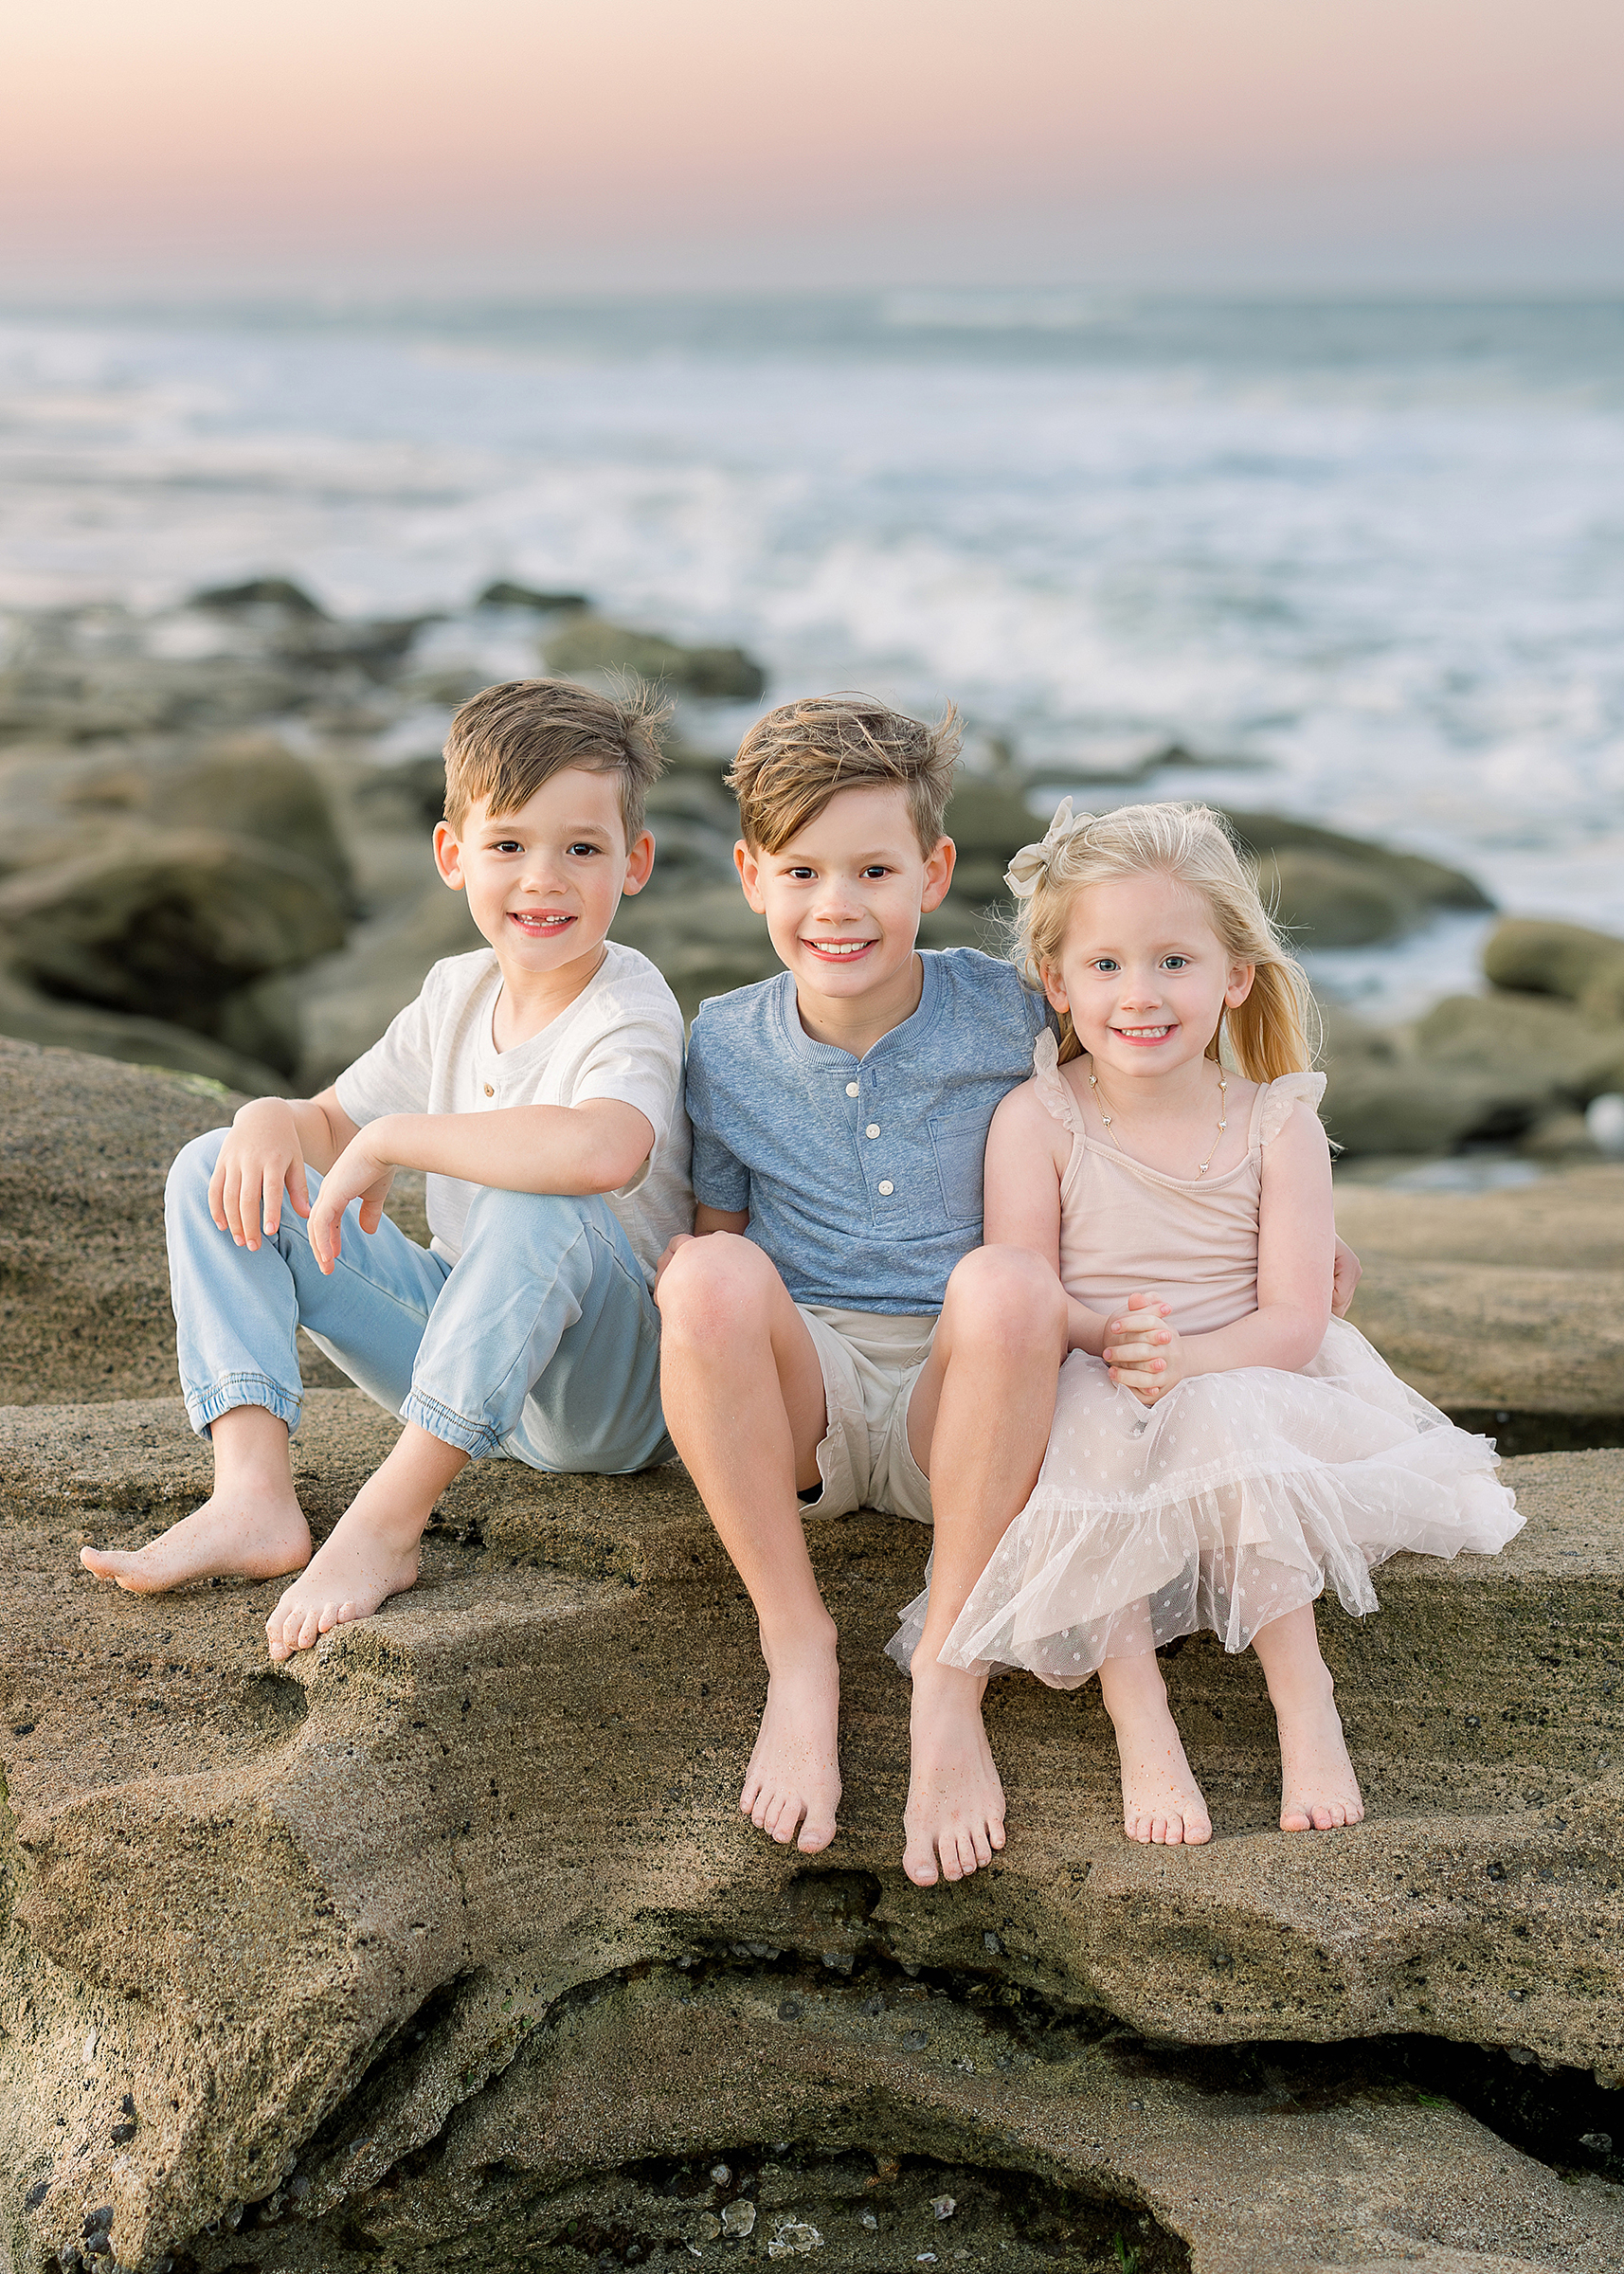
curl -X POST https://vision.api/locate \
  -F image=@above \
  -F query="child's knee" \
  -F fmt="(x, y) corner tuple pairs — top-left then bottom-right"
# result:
(166, 1126), (228, 1207)
(658, 1233), (774, 1342)
(945, 1243), (1066, 1348)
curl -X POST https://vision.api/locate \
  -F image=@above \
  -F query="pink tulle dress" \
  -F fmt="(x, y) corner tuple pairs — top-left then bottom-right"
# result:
(890, 1031), (1523, 1687)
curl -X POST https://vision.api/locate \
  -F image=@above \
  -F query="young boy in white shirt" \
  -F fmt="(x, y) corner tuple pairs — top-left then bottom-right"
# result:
(81, 679), (692, 1660)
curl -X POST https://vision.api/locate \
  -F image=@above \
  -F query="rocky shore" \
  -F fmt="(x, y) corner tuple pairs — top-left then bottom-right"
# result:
(5, 582), (1623, 1166)
(2, 1045), (1623, 2271)
(3, 588), (1624, 2272)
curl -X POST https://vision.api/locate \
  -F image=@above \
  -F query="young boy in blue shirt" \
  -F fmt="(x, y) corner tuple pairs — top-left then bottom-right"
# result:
(659, 695), (1360, 1887)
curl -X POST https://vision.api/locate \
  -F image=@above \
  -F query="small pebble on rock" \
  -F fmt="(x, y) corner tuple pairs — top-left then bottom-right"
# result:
(721, 2200), (756, 2237)
(860, 2211), (878, 2231)
(766, 2222), (821, 2258)
(931, 2195), (956, 2221)
(710, 2166), (731, 2187)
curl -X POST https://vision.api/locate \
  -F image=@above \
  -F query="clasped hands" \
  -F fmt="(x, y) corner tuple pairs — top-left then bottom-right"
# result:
(1103, 1293), (1182, 1407)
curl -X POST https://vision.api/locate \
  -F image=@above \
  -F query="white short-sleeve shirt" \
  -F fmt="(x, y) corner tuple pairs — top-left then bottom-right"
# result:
(334, 943), (693, 1285)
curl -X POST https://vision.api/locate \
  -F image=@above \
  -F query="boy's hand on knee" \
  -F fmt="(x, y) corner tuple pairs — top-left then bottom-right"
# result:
(209, 1099), (313, 1252)
(307, 1134), (395, 1272)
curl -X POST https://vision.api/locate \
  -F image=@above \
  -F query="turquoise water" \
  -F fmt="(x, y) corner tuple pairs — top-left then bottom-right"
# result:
(3, 291), (1621, 1014)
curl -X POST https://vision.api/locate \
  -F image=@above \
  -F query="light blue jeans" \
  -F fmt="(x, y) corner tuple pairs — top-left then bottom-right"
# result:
(165, 1128), (676, 1472)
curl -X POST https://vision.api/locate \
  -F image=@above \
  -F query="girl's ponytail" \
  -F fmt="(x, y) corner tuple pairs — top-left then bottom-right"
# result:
(1218, 956), (1318, 1084)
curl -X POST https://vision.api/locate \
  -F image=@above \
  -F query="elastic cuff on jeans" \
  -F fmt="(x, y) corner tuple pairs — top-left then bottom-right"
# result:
(186, 1373), (303, 1439)
(401, 1388), (499, 1459)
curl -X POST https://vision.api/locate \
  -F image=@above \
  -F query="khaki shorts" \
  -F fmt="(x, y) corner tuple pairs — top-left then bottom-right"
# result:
(798, 1304), (937, 1526)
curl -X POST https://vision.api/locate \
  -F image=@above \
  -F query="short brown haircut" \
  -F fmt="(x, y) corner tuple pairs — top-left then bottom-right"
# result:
(442, 678), (669, 845)
(728, 693), (962, 855)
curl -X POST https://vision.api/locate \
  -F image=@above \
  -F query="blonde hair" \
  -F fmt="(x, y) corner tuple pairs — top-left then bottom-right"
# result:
(443, 677), (669, 843)
(1010, 800), (1318, 1082)
(729, 693), (961, 855)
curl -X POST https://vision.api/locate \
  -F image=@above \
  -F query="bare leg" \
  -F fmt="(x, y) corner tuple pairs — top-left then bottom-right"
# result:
(81, 1405), (311, 1593)
(264, 1423), (468, 1661)
(1251, 1602), (1364, 1832)
(901, 1247), (1069, 1886)
(658, 1236), (839, 1853)
(1097, 1643), (1212, 1846)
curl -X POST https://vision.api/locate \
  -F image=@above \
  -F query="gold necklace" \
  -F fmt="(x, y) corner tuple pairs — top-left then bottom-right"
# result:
(1087, 1059), (1229, 1177)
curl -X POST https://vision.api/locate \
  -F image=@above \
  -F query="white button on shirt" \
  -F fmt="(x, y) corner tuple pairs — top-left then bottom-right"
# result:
(845, 1081), (859, 1097)
(866, 1123), (880, 1139)
(878, 1181), (894, 1196)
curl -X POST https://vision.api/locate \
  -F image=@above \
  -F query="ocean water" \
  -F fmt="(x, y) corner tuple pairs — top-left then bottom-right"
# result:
(3, 290), (1622, 1019)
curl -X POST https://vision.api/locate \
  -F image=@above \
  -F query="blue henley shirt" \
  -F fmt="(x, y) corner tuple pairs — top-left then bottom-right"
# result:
(685, 948), (1052, 1316)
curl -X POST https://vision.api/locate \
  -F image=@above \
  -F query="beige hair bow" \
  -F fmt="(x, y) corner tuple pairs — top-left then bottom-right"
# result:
(1004, 796), (1093, 899)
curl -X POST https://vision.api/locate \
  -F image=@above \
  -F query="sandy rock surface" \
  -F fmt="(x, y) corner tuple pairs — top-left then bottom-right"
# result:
(1336, 1165), (1624, 1433)
(0, 1040), (427, 1407)
(4, 1013), (1624, 2269)
(2, 1391), (1622, 2272)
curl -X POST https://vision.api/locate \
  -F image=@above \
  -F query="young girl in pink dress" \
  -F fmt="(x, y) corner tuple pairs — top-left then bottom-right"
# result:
(893, 798), (1522, 1846)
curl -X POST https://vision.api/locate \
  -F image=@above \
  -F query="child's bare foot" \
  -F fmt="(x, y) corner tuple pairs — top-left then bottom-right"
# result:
(1099, 1651), (1212, 1846)
(264, 1422), (467, 1662)
(1276, 1669), (1364, 1832)
(1114, 1700), (1212, 1846)
(264, 1495), (421, 1662)
(903, 1655), (1006, 1886)
(741, 1622), (841, 1852)
(81, 1484), (312, 1594)
(1251, 1602), (1365, 1832)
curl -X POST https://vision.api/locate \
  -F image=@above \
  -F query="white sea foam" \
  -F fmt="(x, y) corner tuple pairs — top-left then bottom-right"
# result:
(1, 294), (1621, 1010)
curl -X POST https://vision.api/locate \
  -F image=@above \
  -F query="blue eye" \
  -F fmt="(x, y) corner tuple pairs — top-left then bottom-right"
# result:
(1093, 958), (1119, 973)
(1164, 955), (1188, 970)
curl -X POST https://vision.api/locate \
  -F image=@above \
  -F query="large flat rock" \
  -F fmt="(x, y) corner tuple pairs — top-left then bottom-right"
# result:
(2, 1394), (1621, 2271)
(1335, 1165), (1624, 1426)
(0, 1038), (424, 1405)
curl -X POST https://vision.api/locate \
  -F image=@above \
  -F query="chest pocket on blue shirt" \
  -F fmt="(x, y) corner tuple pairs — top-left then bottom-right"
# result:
(929, 1105), (991, 1230)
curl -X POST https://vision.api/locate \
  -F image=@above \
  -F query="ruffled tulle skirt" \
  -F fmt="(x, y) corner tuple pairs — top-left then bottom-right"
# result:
(888, 1317), (1523, 1688)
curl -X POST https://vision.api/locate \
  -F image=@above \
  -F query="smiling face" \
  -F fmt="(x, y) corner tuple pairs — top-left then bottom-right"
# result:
(1043, 870), (1254, 1088)
(433, 765), (654, 985)
(735, 784), (954, 1030)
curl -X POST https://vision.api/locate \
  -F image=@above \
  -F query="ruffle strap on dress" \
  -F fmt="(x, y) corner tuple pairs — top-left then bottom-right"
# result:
(1031, 1029), (1086, 1135)
(1255, 1070), (1327, 1147)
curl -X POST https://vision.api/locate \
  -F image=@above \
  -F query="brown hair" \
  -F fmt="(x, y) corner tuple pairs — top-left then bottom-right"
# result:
(442, 678), (669, 845)
(1011, 800), (1319, 1083)
(728, 693), (961, 855)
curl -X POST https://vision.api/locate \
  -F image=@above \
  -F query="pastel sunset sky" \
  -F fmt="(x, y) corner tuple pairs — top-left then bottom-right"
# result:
(3, 0), (1621, 293)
